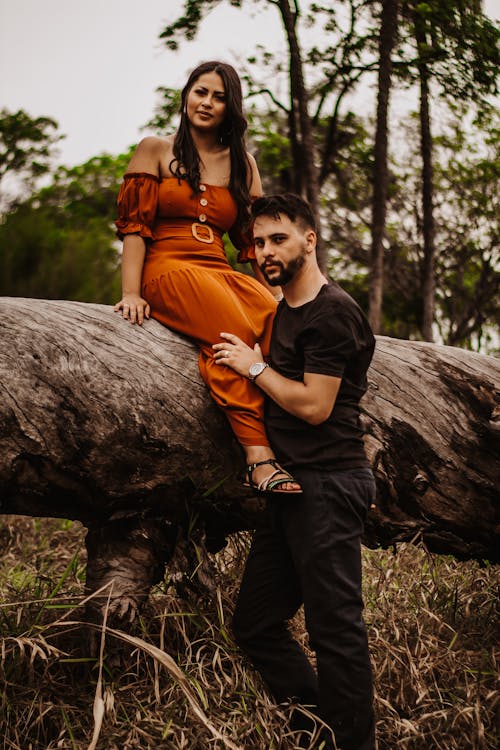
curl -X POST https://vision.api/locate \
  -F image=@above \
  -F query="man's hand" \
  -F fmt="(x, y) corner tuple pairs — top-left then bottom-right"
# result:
(212, 332), (264, 378)
(214, 333), (341, 425)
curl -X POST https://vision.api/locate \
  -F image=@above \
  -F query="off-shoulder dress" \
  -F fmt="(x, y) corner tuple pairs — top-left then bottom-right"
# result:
(116, 173), (277, 446)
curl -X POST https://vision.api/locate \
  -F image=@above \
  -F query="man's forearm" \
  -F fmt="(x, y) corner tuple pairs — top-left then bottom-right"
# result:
(213, 333), (340, 425)
(252, 367), (339, 426)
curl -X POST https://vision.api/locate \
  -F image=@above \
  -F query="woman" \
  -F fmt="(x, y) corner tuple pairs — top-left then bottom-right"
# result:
(114, 60), (301, 494)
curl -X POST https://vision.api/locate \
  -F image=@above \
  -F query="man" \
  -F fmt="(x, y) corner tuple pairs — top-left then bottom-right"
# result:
(213, 194), (376, 750)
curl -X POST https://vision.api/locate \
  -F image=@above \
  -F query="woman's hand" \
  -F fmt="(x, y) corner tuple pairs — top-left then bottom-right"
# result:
(213, 333), (263, 377)
(114, 294), (151, 325)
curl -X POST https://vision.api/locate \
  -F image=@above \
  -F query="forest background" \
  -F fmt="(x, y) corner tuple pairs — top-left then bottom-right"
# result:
(1, 0), (499, 352)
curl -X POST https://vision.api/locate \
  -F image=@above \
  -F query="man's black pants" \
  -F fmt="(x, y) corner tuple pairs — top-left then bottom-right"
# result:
(232, 467), (376, 750)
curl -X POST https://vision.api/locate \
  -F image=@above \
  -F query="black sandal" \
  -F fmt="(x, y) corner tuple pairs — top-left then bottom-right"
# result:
(243, 459), (303, 495)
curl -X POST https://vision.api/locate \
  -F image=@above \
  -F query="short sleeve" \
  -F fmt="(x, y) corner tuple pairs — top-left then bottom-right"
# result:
(115, 172), (160, 241)
(228, 194), (262, 263)
(302, 309), (365, 377)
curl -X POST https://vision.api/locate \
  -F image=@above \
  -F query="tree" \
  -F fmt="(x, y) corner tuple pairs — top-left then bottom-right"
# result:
(365, 106), (499, 350)
(433, 109), (500, 350)
(368, 0), (400, 333)
(0, 109), (62, 207)
(0, 152), (131, 302)
(160, 1), (498, 334)
(160, 0), (379, 269)
(159, 0), (320, 254)
(1, 297), (499, 622)
(395, 0), (500, 340)
(143, 86), (182, 135)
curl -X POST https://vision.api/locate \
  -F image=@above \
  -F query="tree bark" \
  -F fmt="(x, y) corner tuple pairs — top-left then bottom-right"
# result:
(415, 15), (436, 342)
(277, 0), (325, 269)
(368, 0), (399, 333)
(1, 298), (498, 619)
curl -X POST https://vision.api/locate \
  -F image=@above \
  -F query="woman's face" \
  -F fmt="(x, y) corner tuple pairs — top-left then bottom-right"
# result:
(185, 71), (227, 134)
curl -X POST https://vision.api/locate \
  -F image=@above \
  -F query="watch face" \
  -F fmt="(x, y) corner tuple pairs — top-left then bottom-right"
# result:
(249, 362), (266, 379)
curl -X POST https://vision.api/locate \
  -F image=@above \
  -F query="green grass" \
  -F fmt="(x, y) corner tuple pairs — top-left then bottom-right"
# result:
(0, 516), (498, 749)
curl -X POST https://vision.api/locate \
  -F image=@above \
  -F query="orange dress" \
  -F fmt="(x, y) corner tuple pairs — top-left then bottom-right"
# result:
(116, 173), (277, 446)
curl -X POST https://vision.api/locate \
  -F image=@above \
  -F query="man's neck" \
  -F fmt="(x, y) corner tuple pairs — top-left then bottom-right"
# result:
(282, 264), (328, 308)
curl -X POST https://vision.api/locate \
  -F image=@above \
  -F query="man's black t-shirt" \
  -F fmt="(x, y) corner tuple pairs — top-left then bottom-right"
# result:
(266, 281), (375, 470)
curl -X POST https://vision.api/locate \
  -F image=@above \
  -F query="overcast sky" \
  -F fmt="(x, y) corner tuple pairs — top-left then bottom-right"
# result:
(0, 0), (283, 165)
(1, 0), (499, 168)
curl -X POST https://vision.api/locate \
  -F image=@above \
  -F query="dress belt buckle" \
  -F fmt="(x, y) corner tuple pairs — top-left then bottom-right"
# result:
(191, 222), (214, 244)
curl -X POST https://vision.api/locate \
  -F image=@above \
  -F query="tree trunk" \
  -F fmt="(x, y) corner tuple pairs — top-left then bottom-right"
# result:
(1, 298), (498, 621)
(277, 0), (325, 269)
(368, 0), (399, 333)
(415, 16), (436, 342)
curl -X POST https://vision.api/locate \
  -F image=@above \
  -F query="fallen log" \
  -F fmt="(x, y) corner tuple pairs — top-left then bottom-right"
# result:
(1, 298), (498, 620)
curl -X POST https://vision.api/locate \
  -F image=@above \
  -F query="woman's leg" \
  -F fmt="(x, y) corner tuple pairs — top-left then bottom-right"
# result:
(145, 268), (300, 492)
(199, 346), (300, 492)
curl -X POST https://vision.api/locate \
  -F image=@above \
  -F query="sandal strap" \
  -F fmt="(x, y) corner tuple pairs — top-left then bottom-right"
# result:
(246, 459), (296, 492)
(264, 473), (298, 493)
(247, 458), (283, 476)
(257, 468), (283, 492)
(246, 458), (281, 475)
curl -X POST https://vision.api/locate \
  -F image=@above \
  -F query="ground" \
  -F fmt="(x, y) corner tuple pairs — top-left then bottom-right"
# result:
(0, 515), (498, 749)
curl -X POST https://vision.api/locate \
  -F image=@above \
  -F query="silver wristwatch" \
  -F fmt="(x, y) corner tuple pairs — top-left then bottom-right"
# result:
(248, 362), (269, 381)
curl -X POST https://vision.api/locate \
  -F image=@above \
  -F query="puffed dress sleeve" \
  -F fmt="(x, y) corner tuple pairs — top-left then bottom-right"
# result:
(229, 191), (263, 263)
(115, 172), (160, 241)
(229, 225), (256, 263)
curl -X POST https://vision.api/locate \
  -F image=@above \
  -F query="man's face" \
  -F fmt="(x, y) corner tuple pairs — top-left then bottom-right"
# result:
(253, 213), (311, 287)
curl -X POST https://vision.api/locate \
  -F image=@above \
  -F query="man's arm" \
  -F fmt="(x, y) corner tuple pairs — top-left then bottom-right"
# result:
(213, 333), (340, 425)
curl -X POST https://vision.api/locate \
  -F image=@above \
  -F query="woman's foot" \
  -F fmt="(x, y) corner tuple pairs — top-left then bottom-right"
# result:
(244, 458), (302, 495)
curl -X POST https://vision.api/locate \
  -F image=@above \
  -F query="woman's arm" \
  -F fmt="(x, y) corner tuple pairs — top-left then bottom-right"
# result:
(114, 234), (150, 325)
(247, 152), (262, 197)
(114, 137), (163, 324)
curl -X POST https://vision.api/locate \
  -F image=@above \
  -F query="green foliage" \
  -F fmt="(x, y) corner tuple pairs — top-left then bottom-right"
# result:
(159, 0), (241, 50)
(0, 108), (63, 206)
(379, 108), (500, 349)
(38, 151), (132, 221)
(143, 86), (182, 134)
(432, 110), (500, 349)
(247, 106), (293, 192)
(0, 151), (132, 303)
(397, 0), (500, 101)
(324, 104), (499, 348)
(0, 205), (121, 303)
(0, 108), (62, 181)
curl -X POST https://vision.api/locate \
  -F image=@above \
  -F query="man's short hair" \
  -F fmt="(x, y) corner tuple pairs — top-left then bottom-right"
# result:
(251, 193), (317, 232)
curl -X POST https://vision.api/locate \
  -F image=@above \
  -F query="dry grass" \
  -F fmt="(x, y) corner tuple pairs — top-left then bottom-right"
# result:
(0, 515), (498, 750)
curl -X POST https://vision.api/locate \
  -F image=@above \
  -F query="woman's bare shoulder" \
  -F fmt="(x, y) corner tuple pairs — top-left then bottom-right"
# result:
(126, 136), (172, 175)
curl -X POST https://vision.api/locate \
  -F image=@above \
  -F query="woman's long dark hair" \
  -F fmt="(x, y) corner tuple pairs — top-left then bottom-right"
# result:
(170, 61), (252, 228)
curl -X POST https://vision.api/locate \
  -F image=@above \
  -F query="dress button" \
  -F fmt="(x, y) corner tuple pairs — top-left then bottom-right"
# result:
(200, 184), (207, 192)
(200, 198), (208, 206)
(199, 213), (207, 222)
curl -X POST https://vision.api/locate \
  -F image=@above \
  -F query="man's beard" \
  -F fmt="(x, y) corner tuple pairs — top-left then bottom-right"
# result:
(260, 245), (307, 286)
